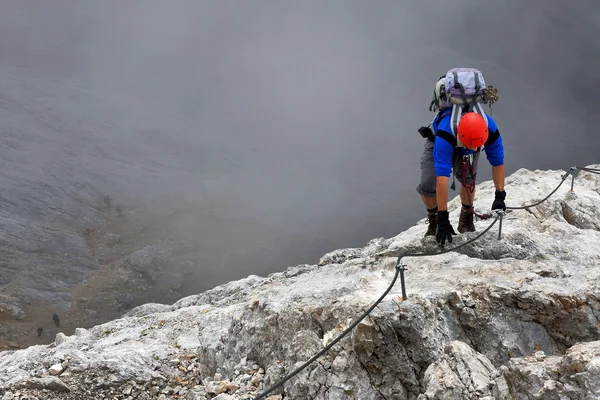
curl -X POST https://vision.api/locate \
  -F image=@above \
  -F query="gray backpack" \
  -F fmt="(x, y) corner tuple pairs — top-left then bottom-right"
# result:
(438, 68), (498, 147)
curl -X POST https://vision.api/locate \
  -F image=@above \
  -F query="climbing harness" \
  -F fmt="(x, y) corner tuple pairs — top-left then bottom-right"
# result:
(253, 165), (600, 400)
(452, 153), (493, 221)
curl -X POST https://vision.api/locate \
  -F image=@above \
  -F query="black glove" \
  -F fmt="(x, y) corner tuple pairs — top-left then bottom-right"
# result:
(492, 190), (506, 211)
(436, 211), (456, 247)
(418, 126), (433, 139)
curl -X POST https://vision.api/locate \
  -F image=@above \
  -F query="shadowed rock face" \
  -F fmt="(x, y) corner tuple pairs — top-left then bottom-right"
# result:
(0, 165), (599, 399)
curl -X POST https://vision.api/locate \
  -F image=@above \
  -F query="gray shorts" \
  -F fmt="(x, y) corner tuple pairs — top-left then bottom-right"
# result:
(416, 138), (480, 198)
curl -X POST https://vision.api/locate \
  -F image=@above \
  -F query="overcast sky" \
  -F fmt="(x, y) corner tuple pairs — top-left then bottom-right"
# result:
(1, 0), (598, 288)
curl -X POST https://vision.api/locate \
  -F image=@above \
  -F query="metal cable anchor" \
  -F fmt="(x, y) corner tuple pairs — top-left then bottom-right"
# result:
(561, 167), (580, 191)
(495, 209), (507, 240)
(396, 258), (408, 300)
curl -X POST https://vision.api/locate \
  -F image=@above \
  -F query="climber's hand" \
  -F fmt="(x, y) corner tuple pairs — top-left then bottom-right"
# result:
(436, 211), (457, 247)
(492, 190), (506, 211)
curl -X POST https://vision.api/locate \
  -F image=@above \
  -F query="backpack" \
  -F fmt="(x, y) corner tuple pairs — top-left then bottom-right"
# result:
(433, 68), (498, 148)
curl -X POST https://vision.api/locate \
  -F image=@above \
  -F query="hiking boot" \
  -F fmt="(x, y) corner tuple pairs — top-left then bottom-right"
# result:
(458, 207), (476, 233)
(424, 212), (437, 237)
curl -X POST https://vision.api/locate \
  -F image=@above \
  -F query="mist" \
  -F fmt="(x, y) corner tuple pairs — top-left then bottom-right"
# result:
(1, 0), (599, 294)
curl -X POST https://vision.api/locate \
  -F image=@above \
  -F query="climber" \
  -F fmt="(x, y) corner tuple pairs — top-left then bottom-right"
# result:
(53, 313), (60, 327)
(36, 327), (43, 337)
(104, 194), (111, 209)
(416, 68), (507, 246)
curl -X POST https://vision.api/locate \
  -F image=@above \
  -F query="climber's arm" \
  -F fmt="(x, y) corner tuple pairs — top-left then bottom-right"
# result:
(433, 135), (454, 211)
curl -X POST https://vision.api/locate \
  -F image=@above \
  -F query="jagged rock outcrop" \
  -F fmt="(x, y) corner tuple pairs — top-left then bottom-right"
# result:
(502, 341), (600, 399)
(0, 165), (599, 399)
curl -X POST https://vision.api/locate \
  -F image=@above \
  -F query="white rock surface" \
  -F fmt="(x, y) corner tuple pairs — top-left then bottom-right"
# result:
(49, 363), (64, 376)
(502, 340), (600, 399)
(0, 165), (599, 400)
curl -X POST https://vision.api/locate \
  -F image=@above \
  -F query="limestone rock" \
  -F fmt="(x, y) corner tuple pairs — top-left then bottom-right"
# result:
(176, 326), (200, 350)
(503, 340), (600, 398)
(422, 341), (497, 399)
(0, 166), (599, 399)
(212, 394), (236, 400)
(54, 332), (69, 345)
(48, 363), (63, 376)
(15, 377), (70, 392)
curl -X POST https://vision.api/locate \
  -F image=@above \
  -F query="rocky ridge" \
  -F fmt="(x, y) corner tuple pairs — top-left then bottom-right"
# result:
(1, 165), (600, 399)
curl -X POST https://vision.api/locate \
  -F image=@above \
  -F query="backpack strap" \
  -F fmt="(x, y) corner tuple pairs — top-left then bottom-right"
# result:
(434, 130), (457, 148)
(472, 102), (488, 126)
(453, 71), (469, 105)
(431, 109), (452, 134)
(450, 104), (462, 137)
(430, 108), (456, 146)
(484, 128), (500, 147)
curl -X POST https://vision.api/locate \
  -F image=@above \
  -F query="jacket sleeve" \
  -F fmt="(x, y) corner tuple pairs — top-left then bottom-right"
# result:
(483, 116), (504, 166)
(433, 133), (455, 177)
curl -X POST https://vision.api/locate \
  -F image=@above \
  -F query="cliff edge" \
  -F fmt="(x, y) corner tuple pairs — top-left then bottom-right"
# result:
(1, 165), (600, 400)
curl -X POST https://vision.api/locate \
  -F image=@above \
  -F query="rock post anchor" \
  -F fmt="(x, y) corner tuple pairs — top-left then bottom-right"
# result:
(497, 212), (503, 240)
(396, 259), (408, 300)
(561, 167), (580, 192)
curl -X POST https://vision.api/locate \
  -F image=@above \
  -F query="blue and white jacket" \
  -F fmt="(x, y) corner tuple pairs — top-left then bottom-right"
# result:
(432, 109), (504, 177)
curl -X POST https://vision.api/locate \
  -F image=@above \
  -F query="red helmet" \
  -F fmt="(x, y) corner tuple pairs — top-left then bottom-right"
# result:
(457, 112), (488, 150)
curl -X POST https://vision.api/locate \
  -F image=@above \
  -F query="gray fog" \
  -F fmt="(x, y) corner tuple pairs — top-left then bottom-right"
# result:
(1, 0), (599, 298)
